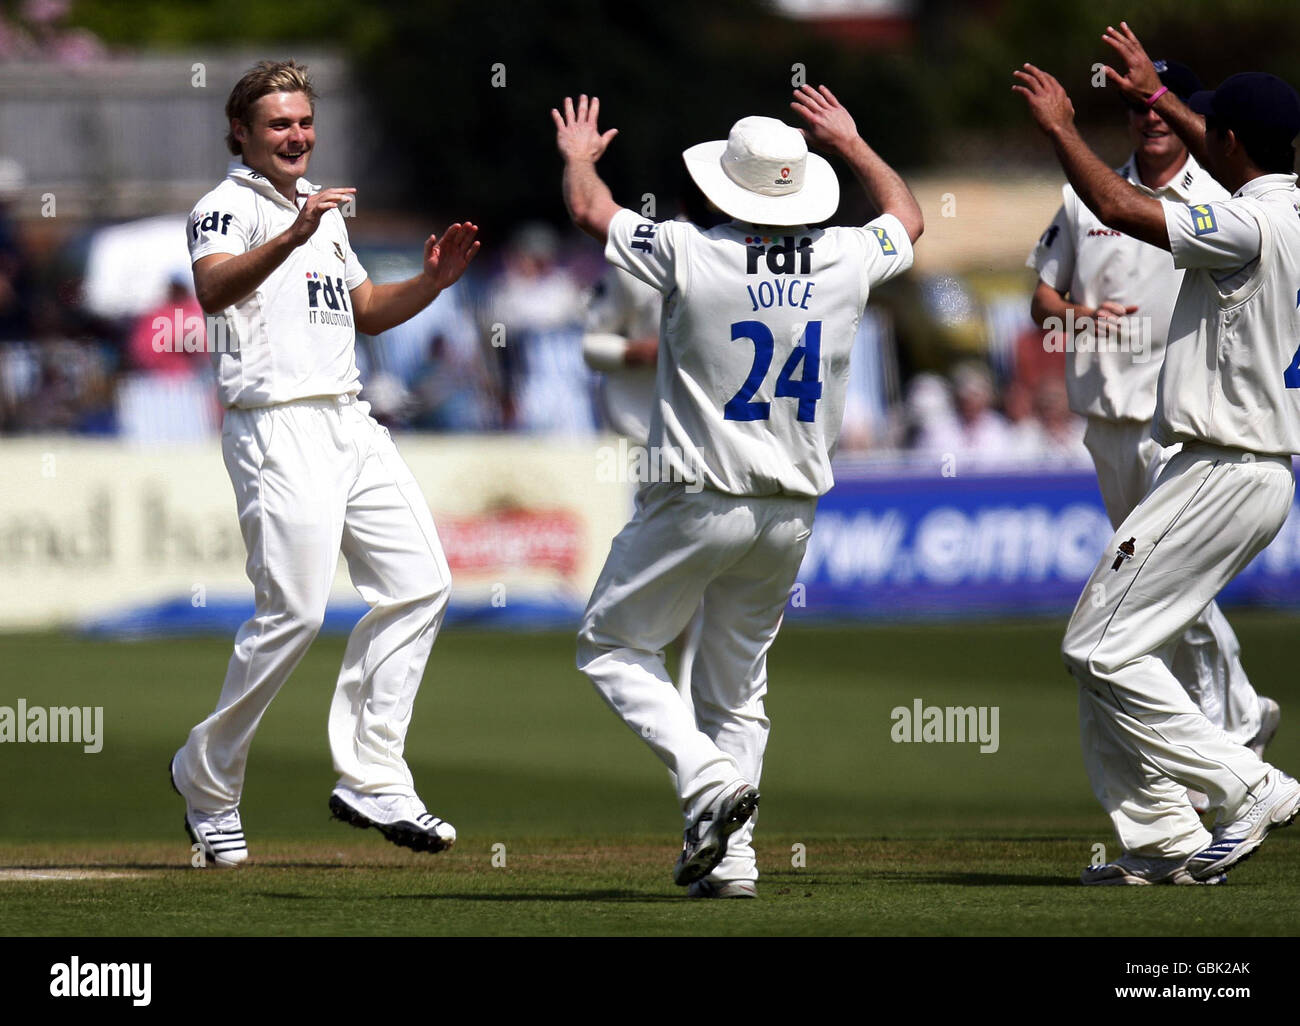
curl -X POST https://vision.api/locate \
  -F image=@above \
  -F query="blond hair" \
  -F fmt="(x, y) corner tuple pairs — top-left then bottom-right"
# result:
(225, 59), (317, 156)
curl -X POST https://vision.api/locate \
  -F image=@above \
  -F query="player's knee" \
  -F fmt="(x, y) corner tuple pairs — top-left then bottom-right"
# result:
(280, 602), (327, 641)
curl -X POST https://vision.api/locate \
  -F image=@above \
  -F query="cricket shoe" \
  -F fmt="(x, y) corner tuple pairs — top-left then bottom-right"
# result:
(329, 787), (456, 854)
(687, 878), (758, 899)
(1187, 770), (1300, 881)
(169, 756), (247, 869)
(1248, 697), (1281, 758)
(672, 781), (760, 887)
(1080, 853), (1224, 886)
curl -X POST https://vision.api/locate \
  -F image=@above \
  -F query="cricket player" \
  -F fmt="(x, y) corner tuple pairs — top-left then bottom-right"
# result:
(1015, 22), (1300, 885)
(170, 60), (479, 867)
(1026, 59), (1279, 814)
(555, 87), (922, 897)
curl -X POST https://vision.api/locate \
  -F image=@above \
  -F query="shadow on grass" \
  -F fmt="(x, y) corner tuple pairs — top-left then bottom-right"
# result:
(252, 890), (684, 903)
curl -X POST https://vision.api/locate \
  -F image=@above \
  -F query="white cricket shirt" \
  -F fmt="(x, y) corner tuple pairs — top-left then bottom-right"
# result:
(605, 207), (913, 497)
(1027, 153), (1227, 422)
(1155, 172), (1300, 456)
(187, 162), (369, 408)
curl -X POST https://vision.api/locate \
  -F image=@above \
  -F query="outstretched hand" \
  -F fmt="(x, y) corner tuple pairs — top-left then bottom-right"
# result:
(552, 94), (619, 164)
(790, 84), (859, 155)
(1012, 63), (1076, 136)
(1101, 22), (1162, 107)
(422, 222), (481, 291)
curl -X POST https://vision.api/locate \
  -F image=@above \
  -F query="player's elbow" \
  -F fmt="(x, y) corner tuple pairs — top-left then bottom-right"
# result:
(905, 212), (924, 245)
(194, 283), (225, 316)
(888, 204), (923, 245)
(1029, 284), (1060, 328)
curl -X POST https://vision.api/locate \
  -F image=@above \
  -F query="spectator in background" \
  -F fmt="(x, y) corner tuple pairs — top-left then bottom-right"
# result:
(903, 371), (959, 456)
(0, 158), (32, 342)
(484, 222), (592, 432)
(0, 0), (106, 63)
(126, 273), (208, 376)
(363, 279), (492, 431)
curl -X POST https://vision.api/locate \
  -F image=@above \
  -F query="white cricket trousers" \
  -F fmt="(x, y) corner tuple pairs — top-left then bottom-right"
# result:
(174, 395), (452, 814)
(1062, 444), (1293, 858)
(577, 482), (815, 885)
(1084, 417), (1263, 744)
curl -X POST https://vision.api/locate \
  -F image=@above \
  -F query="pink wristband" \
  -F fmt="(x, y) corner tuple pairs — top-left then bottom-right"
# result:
(1146, 85), (1168, 107)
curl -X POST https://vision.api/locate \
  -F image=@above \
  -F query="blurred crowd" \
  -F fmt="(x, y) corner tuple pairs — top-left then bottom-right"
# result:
(0, 188), (1089, 467)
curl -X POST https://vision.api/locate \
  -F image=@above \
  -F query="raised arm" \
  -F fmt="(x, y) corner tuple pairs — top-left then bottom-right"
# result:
(791, 84), (923, 243)
(1102, 22), (1209, 168)
(552, 94), (622, 243)
(1013, 63), (1169, 251)
(193, 187), (356, 314)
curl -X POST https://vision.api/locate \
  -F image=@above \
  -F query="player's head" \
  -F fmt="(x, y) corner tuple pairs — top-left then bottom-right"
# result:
(1190, 72), (1300, 181)
(1124, 60), (1200, 165)
(225, 60), (318, 188)
(681, 116), (839, 227)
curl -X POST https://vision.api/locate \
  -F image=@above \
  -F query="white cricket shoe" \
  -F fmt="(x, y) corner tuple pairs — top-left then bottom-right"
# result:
(687, 878), (758, 899)
(184, 808), (249, 869)
(1187, 770), (1300, 881)
(170, 754), (247, 869)
(329, 786), (456, 854)
(1080, 852), (1223, 886)
(1249, 697), (1282, 758)
(672, 781), (760, 887)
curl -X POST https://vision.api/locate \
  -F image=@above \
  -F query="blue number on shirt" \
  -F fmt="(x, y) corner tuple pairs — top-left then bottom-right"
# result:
(774, 321), (823, 422)
(1286, 288), (1300, 388)
(724, 320), (823, 422)
(724, 320), (774, 421)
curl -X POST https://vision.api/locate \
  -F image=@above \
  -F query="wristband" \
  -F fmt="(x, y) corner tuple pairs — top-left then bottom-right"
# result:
(582, 332), (630, 372)
(1145, 85), (1168, 108)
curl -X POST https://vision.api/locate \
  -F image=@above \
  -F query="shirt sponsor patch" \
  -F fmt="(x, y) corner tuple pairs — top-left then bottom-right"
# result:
(870, 226), (896, 255)
(1190, 203), (1218, 236)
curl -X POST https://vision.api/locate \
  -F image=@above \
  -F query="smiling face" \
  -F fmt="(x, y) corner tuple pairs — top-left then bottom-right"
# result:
(1127, 104), (1185, 165)
(232, 90), (315, 196)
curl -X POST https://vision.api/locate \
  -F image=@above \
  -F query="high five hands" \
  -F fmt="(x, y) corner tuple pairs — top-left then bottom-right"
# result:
(552, 94), (619, 163)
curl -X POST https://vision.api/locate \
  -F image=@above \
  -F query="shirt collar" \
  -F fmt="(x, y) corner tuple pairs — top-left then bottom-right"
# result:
(225, 160), (318, 209)
(1119, 152), (1204, 201)
(1234, 172), (1299, 199)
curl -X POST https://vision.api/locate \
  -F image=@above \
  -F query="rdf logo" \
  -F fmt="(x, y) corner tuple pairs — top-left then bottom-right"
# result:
(50, 957), (151, 1006)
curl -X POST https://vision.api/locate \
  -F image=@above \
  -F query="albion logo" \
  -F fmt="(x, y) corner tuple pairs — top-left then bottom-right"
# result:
(50, 958), (151, 1006)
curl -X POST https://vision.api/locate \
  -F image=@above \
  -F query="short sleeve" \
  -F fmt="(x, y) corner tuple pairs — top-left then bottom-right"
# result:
(1162, 197), (1262, 271)
(1026, 201), (1075, 292)
(338, 217), (368, 290)
(604, 207), (680, 293)
(188, 192), (252, 262)
(856, 212), (914, 288)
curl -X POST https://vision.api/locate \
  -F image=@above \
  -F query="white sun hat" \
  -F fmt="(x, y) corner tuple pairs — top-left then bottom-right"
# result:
(682, 116), (839, 227)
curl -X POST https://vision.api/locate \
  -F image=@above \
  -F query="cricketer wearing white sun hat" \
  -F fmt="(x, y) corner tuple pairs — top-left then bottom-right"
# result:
(682, 115), (841, 226)
(555, 86), (922, 897)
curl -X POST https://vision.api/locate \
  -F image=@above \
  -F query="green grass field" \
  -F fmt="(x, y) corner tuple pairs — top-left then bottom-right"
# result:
(1, 614), (1298, 937)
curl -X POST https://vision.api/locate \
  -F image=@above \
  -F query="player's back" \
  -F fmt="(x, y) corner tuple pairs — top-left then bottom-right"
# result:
(1157, 174), (1300, 455)
(604, 208), (912, 497)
